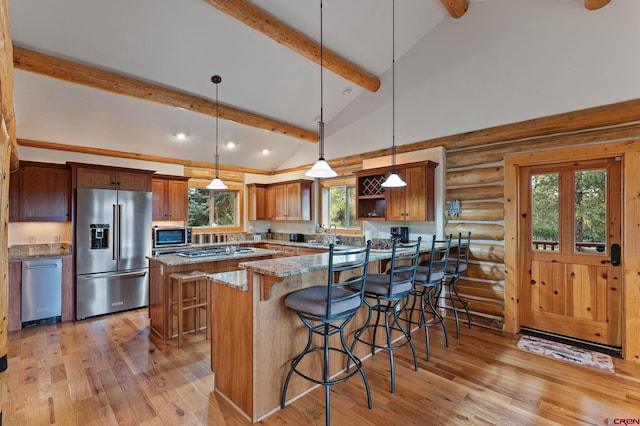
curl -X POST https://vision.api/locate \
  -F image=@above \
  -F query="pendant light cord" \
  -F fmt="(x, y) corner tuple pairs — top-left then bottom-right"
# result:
(318, 0), (325, 160)
(215, 80), (220, 178)
(391, 0), (396, 173)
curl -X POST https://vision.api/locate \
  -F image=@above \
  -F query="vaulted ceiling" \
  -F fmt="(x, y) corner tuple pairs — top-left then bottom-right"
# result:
(8, 0), (610, 173)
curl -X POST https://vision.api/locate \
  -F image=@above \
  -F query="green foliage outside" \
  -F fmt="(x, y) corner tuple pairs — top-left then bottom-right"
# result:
(188, 187), (236, 227)
(329, 186), (359, 228)
(531, 170), (606, 244)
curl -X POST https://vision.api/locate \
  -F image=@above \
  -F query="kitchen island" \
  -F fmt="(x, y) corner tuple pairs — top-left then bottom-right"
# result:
(147, 247), (281, 339)
(207, 248), (419, 423)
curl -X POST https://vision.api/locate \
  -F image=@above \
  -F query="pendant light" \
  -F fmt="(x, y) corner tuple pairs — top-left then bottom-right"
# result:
(305, 0), (337, 178)
(207, 74), (228, 190)
(381, 0), (406, 188)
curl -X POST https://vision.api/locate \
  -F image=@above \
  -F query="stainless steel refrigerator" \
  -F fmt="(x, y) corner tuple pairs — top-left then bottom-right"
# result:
(75, 188), (151, 320)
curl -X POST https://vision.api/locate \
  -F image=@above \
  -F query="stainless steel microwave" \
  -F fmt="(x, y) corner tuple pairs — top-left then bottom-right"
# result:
(153, 226), (192, 248)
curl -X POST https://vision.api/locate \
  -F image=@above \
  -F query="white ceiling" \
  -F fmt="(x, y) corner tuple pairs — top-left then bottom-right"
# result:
(9, 0), (457, 172)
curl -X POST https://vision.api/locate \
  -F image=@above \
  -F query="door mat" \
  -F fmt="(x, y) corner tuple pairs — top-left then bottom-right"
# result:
(517, 335), (614, 373)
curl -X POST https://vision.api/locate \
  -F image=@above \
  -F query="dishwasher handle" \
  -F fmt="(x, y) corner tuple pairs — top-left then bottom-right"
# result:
(25, 263), (60, 269)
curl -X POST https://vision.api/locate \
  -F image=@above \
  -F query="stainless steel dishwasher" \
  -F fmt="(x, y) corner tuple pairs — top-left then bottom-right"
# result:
(22, 258), (62, 326)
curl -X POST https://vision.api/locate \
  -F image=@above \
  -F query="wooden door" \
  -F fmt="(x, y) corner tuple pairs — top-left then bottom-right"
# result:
(403, 165), (426, 221)
(385, 171), (407, 221)
(273, 184), (287, 220)
(519, 157), (622, 346)
(286, 183), (301, 220)
(168, 179), (188, 221)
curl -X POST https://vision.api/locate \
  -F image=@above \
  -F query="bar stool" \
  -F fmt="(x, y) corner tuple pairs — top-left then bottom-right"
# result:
(281, 242), (372, 426)
(444, 231), (472, 338)
(169, 270), (210, 348)
(408, 235), (452, 361)
(348, 237), (421, 394)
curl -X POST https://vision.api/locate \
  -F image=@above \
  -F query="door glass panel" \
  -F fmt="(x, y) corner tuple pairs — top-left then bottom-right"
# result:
(531, 173), (559, 251)
(574, 169), (607, 254)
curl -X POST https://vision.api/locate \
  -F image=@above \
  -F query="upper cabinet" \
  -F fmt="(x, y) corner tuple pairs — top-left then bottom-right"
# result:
(10, 162), (71, 222)
(356, 161), (437, 222)
(247, 179), (312, 221)
(75, 166), (152, 191)
(152, 175), (189, 221)
(247, 183), (269, 221)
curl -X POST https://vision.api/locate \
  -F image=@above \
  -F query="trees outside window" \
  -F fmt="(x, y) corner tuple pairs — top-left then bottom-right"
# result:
(188, 187), (238, 227)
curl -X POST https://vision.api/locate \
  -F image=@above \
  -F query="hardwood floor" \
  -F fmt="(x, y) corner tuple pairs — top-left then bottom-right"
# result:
(2, 308), (640, 425)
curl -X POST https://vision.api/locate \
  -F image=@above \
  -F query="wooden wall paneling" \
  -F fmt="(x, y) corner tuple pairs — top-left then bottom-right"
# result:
(455, 278), (505, 301)
(447, 185), (503, 201)
(465, 262), (505, 282)
(446, 166), (504, 186)
(445, 223), (505, 241)
(624, 150), (640, 361)
(447, 123), (640, 169)
(7, 260), (20, 331)
(61, 256), (74, 322)
(503, 156), (519, 333)
(446, 201), (504, 222)
(467, 243), (505, 263)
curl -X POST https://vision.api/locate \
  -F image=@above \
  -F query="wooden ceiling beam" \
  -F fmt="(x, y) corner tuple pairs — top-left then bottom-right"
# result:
(585, 0), (611, 10)
(440, 0), (469, 19)
(13, 46), (318, 144)
(201, 0), (381, 93)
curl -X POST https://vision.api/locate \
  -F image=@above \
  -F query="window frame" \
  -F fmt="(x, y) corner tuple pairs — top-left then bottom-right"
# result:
(187, 179), (244, 233)
(318, 176), (361, 233)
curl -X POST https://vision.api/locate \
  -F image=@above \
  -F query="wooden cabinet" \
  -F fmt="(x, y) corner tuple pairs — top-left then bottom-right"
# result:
(247, 183), (269, 220)
(275, 180), (312, 221)
(248, 179), (312, 221)
(10, 162), (71, 222)
(354, 168), (388, 221)
(355, 161), (437, 222)
(152, 175), (189, 221)
(75, 165), (152, 191)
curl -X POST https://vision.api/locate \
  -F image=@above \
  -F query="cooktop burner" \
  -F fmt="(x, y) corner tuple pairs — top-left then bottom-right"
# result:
(177, 247), (254, 258)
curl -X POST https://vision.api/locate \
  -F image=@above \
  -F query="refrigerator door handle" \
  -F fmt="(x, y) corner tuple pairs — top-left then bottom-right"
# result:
(112, 204), (118, 261)
(117, 203), (123, 260)
(79, 270), (148, 281)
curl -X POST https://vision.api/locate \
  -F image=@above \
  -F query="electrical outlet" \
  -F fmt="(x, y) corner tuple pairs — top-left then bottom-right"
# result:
(28, 234), (37, 244)
(53, 234), (61, 243)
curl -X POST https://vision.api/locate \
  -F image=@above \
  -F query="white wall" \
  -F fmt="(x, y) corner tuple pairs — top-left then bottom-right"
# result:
(281, 0), (640, 169)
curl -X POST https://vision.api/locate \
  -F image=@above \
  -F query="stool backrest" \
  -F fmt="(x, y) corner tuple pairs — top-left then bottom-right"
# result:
(424, 234), (452, 284)
(326, 240), (372, 319)
(452, 231), (471, 274)
(386, 236), (422, 298)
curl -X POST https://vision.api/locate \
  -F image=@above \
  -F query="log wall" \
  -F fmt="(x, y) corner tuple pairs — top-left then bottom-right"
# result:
(442, 124), (640, 332)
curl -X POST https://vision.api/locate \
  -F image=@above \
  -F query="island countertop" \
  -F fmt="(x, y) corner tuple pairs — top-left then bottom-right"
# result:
(238, 246), (426, 278)
(147, 247), (282, 266)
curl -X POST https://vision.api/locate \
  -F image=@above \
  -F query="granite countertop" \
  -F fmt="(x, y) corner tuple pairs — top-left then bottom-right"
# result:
(208, 270), (249, 292)
(147, 247), (283, 266)
(8, 243), (72, 260)
(238, 248), (421, 278)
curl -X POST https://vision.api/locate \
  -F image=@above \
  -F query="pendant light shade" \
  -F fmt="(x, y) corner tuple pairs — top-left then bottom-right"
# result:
(381, 0), (406, 188)
(207, 75), (228, 190)
(305, 0), (337, 178)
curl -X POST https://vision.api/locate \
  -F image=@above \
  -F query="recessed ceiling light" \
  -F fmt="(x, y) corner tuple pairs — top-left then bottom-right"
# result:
(261, 149), (270, 155)
(226, 141), (237, 149)
(175, 132), (187, 141)
(342, 87), (352, 96)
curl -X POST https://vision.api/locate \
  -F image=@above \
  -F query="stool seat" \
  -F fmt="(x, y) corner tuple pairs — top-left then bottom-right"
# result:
(169, 270), (210, 348)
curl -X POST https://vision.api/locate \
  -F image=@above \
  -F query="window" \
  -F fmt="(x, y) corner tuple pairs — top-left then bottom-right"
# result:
(321, 179), (360, 229)
(188, 187), (240, 228)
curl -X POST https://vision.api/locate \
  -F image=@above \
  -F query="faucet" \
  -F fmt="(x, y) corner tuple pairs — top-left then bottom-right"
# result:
(328, 224), (338, 246)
